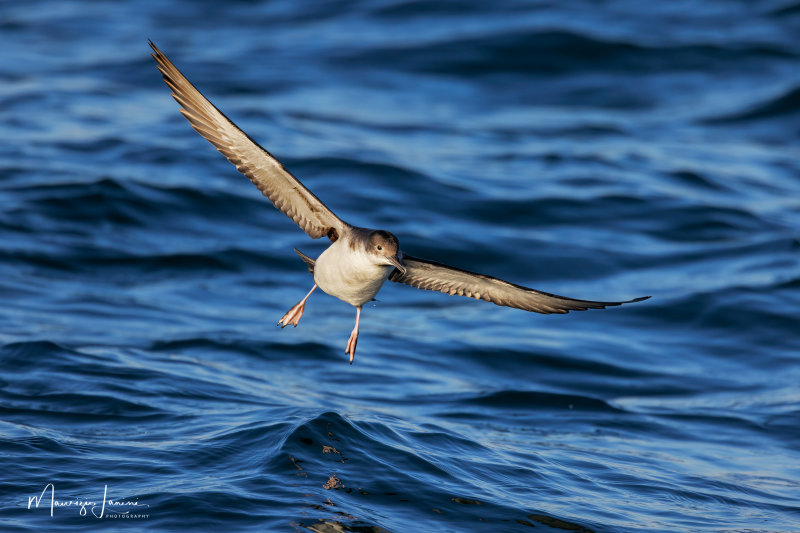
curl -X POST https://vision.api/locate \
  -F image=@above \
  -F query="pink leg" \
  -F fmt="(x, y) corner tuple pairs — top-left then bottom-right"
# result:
(345, 306), (362, 364)
(277, 285), (317, 328)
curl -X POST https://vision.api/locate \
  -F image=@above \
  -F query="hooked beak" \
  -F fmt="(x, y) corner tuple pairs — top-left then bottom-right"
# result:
(387, 254), (406, 275)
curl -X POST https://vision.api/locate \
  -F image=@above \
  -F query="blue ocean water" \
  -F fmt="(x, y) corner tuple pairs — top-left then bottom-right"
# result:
(1, 0), (800, 531)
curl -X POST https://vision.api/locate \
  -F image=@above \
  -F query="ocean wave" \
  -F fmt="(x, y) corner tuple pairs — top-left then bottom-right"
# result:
(331, 28), (796, 77)
(704, 85), (800, 123)
(463, 389), (623, 412)
(5, 177), (269, 229)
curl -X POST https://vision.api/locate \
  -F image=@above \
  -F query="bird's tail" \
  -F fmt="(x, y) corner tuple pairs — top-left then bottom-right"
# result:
(294, 248), (315, 273)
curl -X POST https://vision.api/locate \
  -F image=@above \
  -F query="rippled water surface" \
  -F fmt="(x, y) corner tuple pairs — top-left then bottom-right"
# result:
(2, 1), (800, 531)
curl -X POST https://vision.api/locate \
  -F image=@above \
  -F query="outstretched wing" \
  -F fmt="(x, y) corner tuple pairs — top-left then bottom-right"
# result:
(389, 255), (649, 314)
(150, 41), (347, 240)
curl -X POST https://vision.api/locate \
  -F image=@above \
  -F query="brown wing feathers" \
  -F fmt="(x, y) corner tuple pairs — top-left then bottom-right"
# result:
(150, 41), (345, 241)
(390, 255), (649, 314)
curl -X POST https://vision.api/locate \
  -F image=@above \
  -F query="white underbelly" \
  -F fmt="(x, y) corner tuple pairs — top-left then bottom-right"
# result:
(313, 243), (392, 307)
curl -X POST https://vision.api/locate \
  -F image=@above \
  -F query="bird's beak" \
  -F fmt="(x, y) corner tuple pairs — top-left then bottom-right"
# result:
(387, 254), (406, 275)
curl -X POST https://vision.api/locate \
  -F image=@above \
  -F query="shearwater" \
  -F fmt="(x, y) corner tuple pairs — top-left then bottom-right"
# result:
(150, 41), (649, 364)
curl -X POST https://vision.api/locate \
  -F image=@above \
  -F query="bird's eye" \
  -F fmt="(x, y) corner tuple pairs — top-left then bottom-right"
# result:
(377, 245), (382, 251)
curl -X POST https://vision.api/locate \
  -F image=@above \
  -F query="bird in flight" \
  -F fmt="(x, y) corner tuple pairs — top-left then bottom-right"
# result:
(150, 41), (649, 364)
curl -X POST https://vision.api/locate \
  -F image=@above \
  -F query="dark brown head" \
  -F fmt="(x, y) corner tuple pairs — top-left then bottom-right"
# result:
(367, 230), (405, 274)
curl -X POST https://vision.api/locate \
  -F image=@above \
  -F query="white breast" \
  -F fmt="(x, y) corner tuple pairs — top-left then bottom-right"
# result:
(313, 238), (392, 307)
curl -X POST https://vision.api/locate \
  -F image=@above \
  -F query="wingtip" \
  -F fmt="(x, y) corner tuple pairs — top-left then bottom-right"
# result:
(148, 40), (169, 64)
(148, 40), (162, 64)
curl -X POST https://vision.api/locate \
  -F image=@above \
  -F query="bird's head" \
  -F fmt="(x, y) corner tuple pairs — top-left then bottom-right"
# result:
(367, 230), (406, 274)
